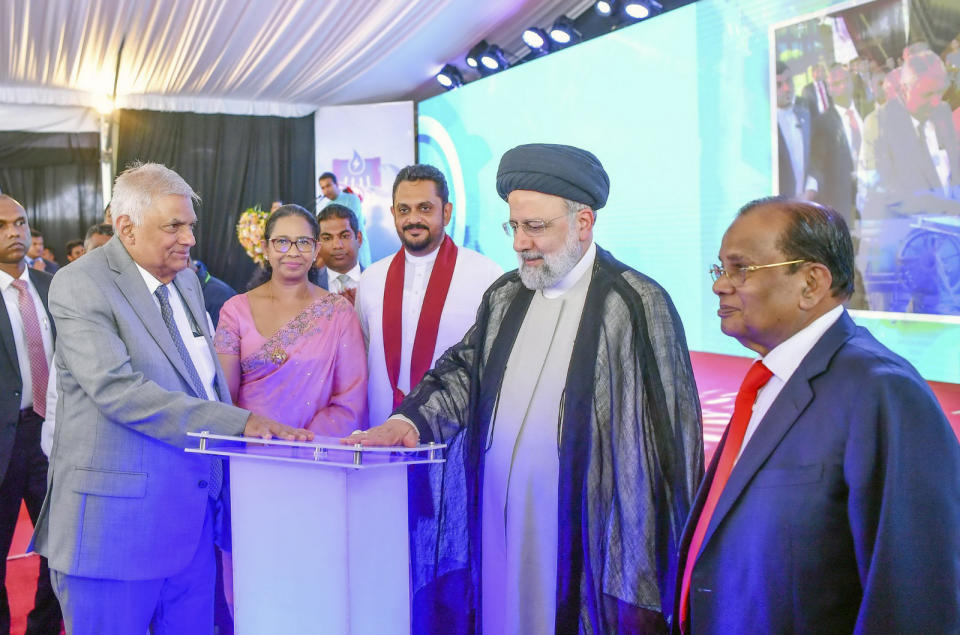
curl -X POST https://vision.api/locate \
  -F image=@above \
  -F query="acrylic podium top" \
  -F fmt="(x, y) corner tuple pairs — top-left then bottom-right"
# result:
(185, 432), (446, 470)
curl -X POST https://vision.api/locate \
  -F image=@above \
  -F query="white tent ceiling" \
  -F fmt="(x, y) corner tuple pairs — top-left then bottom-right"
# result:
(0, 0), (593, 116)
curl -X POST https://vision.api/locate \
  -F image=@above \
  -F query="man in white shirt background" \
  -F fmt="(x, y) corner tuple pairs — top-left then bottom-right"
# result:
(317, 172), (371, 269)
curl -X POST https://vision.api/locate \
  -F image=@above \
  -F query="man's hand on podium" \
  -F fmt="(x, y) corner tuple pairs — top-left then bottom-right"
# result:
(340, 418), (419, 448)
(243, 413), (314, 441)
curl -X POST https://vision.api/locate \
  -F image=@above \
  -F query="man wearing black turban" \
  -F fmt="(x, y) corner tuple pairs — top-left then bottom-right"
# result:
(354, 143), (703, 633)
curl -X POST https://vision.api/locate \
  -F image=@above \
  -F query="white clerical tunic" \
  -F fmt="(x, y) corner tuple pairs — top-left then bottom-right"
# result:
(355, 241), (503, 427)
(481, 242), (596, 635)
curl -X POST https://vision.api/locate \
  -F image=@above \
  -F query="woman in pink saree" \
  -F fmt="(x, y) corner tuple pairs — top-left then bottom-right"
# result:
(215, 204), (367, 437)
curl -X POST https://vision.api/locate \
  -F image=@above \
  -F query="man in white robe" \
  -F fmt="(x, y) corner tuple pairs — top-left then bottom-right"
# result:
(355, 164), (502, 428)
(351, 144), (703, 633)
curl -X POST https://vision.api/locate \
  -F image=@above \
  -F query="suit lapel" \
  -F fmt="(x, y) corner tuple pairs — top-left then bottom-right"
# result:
(105, 239), (197, 392)
(0, 290), (19, 380)
(173, 273), (228, 403)
(699, 313), (857, 551)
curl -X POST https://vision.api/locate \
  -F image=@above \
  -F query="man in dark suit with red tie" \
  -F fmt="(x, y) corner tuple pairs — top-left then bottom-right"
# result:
(806, 64), (862, 228)
(0, 195), (61, 634)
(673, 197), (960, 633)
(800, 62), (831, 116)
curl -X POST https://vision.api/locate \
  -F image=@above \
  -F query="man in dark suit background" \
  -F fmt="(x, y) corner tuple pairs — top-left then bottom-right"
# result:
(806, 63), (863, 226)
(800, 62), (831, 115)
(316, 204), (364, 304)
(775, 61), (811, 197)
(25, 230), (58, 274)
(0, 195), (61, 634)
(674, 197), (960, 633)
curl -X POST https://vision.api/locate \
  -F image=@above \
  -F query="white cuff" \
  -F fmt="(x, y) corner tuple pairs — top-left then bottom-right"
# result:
(391, 414), (420, 440)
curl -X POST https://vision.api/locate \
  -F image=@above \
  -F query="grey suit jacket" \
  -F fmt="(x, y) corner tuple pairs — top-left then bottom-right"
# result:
(860, 98), (960, 220)
(32, 236), (248, 580)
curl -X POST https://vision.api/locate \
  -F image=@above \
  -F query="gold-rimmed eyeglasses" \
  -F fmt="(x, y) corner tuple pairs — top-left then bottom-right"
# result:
(709, 260), (806, 286)
(502, 212), (572, 238)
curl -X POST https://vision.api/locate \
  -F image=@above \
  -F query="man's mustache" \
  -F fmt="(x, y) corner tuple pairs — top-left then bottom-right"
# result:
(519, 250), (544, 262)
(403, 224), (430, 232)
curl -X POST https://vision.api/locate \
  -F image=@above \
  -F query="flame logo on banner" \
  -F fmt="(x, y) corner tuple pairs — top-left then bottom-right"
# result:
(332, 151), (382, 195)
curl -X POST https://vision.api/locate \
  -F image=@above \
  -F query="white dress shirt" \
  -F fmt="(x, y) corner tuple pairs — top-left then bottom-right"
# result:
(0, 266), (54, 410)
(833, 102), (863, 164)
(328, 263), (362, 294)
(397, 247), (440, 394)
(136, 265), (217, 402)
(910, 114), (951, 194)
(778, 107), (806, 197)
(735, 304), (844, 463)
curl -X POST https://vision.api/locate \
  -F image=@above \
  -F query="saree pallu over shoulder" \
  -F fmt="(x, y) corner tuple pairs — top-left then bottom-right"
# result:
(214, 293), (368, 435)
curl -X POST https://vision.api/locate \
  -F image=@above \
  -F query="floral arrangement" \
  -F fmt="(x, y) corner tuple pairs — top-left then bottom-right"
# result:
(236, 205), (269, 266)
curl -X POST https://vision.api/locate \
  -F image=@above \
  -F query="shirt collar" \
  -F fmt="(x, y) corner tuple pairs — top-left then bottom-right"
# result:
(761, 304), (844, 383)
(135, 262), (170, 296)
(330, 262), (362, 280)
(0, 264), (29, 292)
(542, 241), (596, 300)
(833, 102), (853, 117)
(909, 113), (929, 132)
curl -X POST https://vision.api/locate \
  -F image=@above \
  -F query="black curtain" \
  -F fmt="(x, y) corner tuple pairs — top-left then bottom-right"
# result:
(0, 132), (102, 265)
(116, 109), (315, 290)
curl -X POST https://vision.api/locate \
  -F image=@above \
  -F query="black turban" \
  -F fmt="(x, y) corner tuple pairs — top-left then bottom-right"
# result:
(496, 143), (610, 210)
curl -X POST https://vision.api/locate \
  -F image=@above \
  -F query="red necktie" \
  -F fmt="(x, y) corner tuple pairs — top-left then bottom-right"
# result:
(679, 360), (773, 631)
(11, 279), (49, 418)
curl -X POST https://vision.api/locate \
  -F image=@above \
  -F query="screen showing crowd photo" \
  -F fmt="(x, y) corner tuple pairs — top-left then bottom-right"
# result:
(418, 0), (960, 383)
(772, 0), (960, 316)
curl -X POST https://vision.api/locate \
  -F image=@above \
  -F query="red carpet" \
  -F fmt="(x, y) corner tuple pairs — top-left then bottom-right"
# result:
(5, 352), (959, 632)
(690, 351), (960, 462)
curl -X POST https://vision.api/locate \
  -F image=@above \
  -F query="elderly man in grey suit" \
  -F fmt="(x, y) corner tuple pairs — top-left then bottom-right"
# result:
(32, 163), (313, 634)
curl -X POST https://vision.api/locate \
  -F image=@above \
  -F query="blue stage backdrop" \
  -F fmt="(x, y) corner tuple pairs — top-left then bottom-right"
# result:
(418, 0), (960, 383)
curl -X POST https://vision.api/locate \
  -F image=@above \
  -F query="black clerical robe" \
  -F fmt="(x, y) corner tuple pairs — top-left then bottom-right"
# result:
(397, 246), (703, 633)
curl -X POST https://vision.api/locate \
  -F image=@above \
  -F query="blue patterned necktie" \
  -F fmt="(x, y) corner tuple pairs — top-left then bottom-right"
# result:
(154, 284), (222, 498)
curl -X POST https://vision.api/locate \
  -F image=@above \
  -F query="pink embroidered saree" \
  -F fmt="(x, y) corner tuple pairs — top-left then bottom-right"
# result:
(214, 293), (367, 436)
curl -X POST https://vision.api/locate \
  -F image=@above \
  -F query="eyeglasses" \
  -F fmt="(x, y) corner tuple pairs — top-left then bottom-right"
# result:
(709, 260), (806, 285)
(502, 212), (573, 238)
(269, 237), (317, 253)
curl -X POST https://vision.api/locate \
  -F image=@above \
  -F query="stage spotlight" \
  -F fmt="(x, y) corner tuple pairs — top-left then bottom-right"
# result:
(435, 64), (464, 89)
(549, 16), (582, 47)
(623, 0), (661, 20)
(465, 40), (489, 69)
(522, 27), (551, 54)
(594, 0), (616, 16)
(479, 45), (509, 72)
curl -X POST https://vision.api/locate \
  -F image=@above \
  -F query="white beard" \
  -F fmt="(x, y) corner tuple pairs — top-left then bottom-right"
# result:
(517, 221), (582, 290)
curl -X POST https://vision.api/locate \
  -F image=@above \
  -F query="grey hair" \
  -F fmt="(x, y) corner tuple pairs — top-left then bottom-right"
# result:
(562, 197), (596, 220)
(901, 50), (946, 88)
(111, 162), (199, 227)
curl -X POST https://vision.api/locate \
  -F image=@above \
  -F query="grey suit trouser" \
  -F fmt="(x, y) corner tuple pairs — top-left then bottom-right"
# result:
(50, 500), (216, 635)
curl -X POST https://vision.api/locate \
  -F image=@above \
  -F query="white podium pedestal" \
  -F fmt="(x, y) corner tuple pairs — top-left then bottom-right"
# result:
(187, 433), (444, 635)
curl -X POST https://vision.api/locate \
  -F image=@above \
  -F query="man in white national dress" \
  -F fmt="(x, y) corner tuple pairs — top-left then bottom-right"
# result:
(355, 164), (502, 428)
